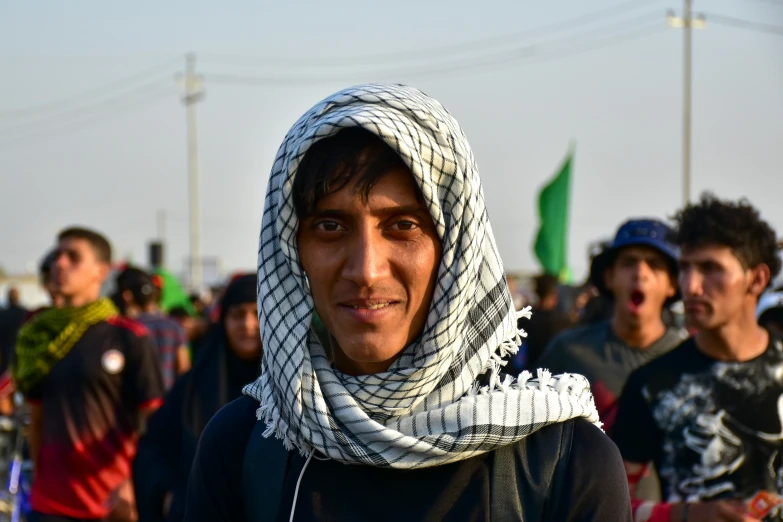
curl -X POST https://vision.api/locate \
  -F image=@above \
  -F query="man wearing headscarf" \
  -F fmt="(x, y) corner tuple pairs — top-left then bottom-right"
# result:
(185, 84), (630, 521)
(133, 274), (260, 522)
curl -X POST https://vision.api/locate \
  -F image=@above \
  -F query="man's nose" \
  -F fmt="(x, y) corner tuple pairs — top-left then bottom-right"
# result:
(679, 268), (703, 297)
(342, 228), (391, 288)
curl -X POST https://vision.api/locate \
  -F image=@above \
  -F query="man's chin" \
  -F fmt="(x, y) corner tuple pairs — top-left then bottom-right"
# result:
(336, 335), (407, 363)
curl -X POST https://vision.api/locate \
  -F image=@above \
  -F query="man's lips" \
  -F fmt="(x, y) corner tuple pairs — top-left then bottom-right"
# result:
(684, 300), (709, 313)
(337, 299), (401, 322)
(338, 298), (400, 310)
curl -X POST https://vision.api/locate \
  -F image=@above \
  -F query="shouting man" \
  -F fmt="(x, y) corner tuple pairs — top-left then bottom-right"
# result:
(537, 218), (684, 431)
(185, 84), (629, 521)
(14, 228), (164, 522)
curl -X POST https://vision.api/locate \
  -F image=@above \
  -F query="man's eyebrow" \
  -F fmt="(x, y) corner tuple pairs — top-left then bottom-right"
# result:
(309, 204), (430, 218)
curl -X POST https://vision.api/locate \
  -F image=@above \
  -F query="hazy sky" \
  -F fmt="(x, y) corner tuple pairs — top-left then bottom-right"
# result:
(1, 0), (781, 285)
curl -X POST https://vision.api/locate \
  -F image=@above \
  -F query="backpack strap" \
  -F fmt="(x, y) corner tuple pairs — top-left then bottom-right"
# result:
(543, 418), (575, 519)
(242, 421), (291, 522)
(490, 419), (576, 522)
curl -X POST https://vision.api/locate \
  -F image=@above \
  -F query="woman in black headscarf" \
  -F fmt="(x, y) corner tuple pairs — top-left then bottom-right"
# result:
(133, 274), (261, 522)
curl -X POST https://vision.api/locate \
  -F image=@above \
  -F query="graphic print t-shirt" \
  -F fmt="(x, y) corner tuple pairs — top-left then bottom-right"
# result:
(26, 317), (165, 519)
(612, 335), (783, 519)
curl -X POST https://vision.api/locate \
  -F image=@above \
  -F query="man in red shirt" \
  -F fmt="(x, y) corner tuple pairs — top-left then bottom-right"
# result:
(14, 227), (164, 522)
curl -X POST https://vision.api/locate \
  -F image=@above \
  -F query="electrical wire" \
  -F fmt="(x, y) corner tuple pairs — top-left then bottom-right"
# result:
(0, 80), (173, 132)
(0, 56), (182, 120)
(203, 15), (667, 85)
(704, 12), (783, 36)
(200, 0), (660, 67)
(0, 87), (177, 148)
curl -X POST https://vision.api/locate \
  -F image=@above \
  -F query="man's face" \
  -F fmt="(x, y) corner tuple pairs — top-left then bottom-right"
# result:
(51, 238), (108, 301)
(297, 166), (442, 376)
(605, 245), (676, 323)
(679, 244), (768, 331)
(224, 302), (261, 360)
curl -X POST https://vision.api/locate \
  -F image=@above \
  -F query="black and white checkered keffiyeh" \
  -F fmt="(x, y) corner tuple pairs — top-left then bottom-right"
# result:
(244, 83), (601, 469)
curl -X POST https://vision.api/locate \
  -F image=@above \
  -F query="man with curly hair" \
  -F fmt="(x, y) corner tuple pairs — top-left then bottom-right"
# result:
(612, 194), (783, 522)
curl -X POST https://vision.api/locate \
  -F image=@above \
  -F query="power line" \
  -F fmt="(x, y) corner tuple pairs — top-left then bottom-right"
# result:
(0, 56), (182, 120)
(200, 0), (660, 68)
(737, 0), (783, 6)
(0, 87), (176, 148)
(204, 15), (666, 85)
(704, 12), (783, 36)
(0, 81), (172, 132)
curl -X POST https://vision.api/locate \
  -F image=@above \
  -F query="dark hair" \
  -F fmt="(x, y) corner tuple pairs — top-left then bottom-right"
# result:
(116, 267), (156, 307)
(58, 227), (112, 264)
(292, 127), (410, 218)
(671, 193), (781, 284)
(534, 273), (559, 300)
(39, 249), (57, 284)
(169, 306), (192, 319)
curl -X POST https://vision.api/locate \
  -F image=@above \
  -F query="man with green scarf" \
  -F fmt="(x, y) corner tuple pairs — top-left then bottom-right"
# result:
(14, 227), (165, 522)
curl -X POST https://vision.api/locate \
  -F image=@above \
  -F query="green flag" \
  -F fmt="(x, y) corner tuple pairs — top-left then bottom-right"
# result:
(155, 269), (196, 316)
(533, 147), (573, 282)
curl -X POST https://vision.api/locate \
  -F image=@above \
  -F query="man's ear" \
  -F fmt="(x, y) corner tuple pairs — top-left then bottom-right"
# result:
(748, 264), (771, 298)
(666, 272), (678, 299)
(97, 263), (111, 285)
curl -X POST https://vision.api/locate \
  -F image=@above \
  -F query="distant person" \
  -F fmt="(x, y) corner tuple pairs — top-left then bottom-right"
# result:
(519, 273), (573, 370)
(0, 287), (28, 375)
(537, 218), (685, 430)
(168, 307), (196, 340)
(133, 274), (260, 522)
(14, 227), (164, 522)
(37, 249), (64, 310)
(578, 286), (614, 325)
(189, 293), (206, 317)
(613, 195), (783, 521)
(184, 84), (629, 521)
(116, 267), (191, 391)
(0, 250), (63, 414)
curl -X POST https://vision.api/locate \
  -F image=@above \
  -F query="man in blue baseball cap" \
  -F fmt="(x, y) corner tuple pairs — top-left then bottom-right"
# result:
(537, 218), (686, 429)
(537, 218), (686, 503)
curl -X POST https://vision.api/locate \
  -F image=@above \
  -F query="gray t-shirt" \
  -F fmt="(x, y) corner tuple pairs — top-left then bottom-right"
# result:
(537, 320), (687, 431)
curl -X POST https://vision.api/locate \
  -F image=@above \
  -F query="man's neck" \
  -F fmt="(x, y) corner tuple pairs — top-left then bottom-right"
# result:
(63, 291), (101, 308)
(695, 314), (768, 362)
(610, 313), (667, 349)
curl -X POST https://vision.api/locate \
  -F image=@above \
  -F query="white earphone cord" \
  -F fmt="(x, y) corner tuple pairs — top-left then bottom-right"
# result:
(289, 449), (315, 522)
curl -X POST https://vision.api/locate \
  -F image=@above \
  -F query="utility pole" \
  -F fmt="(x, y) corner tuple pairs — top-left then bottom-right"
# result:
(177, 53), (205, 292)
(668, 2), (705, 207)
(157, 209), (166, 242)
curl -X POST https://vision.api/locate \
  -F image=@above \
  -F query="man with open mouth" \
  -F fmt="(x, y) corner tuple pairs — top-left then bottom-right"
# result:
(537, 218), (685, 432)
(183, 84), (630, 521)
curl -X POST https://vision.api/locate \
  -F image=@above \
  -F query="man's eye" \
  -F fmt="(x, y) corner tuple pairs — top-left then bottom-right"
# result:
(315, 221), (342, 232)
(390, 220), (418, 232)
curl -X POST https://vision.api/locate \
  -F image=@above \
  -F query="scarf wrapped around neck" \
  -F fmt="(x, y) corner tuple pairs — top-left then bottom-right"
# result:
(243, 83), (601, 469)
(14, 298), (117, 394)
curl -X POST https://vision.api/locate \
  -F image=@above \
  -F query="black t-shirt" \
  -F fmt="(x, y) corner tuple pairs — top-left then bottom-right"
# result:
(612, 335), (783, 515)
(184, 395), (631, 522)
(27, 317), (165, 519)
